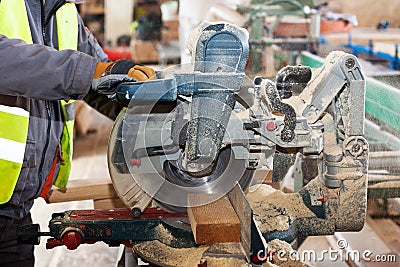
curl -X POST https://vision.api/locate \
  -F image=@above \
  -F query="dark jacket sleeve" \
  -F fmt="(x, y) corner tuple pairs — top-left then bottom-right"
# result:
(76, 16), (123, 120)
(0, 34), (97, 100)
(76, 16), (109, 63)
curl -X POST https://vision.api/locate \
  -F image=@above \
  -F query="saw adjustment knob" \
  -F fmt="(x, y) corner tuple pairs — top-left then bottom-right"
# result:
(62, 230), (83, 250)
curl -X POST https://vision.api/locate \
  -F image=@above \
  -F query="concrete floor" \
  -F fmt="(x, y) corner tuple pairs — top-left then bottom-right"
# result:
(31, 109), (121, 267)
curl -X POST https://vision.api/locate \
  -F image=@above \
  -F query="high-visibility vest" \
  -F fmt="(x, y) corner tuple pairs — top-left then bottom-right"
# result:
(0, 0), (78, 203)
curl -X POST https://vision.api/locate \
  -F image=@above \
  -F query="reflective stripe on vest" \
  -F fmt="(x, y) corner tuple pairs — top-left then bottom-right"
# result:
(56, 3), (79, 50)
(0, 0), (78, 203)
(53, 3), (78, 189)
(0, 103), (29, 204)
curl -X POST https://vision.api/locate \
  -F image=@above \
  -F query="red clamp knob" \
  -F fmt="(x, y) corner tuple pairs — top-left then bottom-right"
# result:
(62, 231), (83, 250)
(266, 121), (276, 131)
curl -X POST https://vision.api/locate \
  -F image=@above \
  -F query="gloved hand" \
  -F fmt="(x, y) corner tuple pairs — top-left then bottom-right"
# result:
(91, 60), (155, 100)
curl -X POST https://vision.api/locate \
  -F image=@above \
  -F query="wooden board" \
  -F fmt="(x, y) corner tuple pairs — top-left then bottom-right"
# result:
(187, 194), (240, 245)
(48, 178), (118, 203)
(323, 27), (400, 45)
(329, 1), (400, 28)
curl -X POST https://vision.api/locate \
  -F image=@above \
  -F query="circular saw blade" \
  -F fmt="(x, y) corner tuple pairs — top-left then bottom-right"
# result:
(159, 149), (254, 213)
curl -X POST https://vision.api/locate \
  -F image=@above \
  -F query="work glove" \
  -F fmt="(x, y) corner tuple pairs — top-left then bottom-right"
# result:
(91, 60), (155, 101)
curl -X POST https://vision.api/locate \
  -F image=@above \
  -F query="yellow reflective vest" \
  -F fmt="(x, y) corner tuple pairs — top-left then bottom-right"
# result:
(0, 0), (78, 203)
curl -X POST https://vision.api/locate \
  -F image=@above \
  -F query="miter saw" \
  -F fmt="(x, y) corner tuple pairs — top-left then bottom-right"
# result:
(18, 22), (369, 265)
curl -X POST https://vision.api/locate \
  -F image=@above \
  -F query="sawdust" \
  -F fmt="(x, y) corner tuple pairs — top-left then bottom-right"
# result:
(134, 232), (310, 267)
(134, 240), (208, 267)
(247, 184), (277, 202)
(154, 223), (175, 244)
(247, 184), (315, 232)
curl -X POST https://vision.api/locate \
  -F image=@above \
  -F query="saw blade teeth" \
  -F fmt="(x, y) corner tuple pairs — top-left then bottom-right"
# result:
(126, 188), (145, 204)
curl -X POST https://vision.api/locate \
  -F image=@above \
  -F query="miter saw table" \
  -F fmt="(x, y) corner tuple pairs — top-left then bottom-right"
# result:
(18, 184), (267, 265)
(18, 22), (369, 266)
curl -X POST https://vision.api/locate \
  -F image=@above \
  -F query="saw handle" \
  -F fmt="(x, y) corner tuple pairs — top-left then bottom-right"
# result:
(17, 223), (46, 245)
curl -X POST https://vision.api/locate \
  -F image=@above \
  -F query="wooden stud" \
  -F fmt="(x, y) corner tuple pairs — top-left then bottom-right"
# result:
(47, 178), (117, 203)
(187, 194), (240, 245)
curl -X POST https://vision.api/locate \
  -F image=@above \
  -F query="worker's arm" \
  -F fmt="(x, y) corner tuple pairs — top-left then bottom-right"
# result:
(73, 14), (121, 120)
(73, 15), (127, 120)
(0, 34), (97, 100)
(86, 61), (155, 120)
(75, 16), (156, 120)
